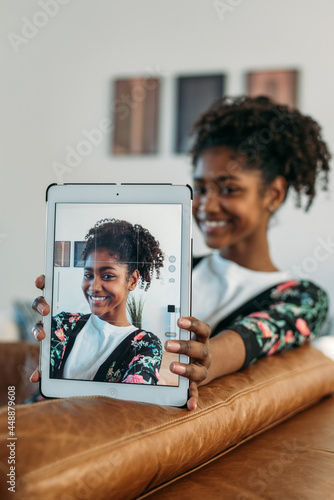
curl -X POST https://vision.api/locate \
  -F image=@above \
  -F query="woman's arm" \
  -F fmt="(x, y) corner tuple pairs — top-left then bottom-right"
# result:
(226, 280), (329, 368)
(167, 280), (329, 391)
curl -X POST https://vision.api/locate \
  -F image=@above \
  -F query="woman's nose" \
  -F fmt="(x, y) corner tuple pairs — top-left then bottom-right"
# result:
(198, 188), (220, 214)
(90, 277), (102, 292)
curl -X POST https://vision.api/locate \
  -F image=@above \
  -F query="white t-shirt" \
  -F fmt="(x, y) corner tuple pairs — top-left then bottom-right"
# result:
(192, 253), (291, 332)
(63, 314), (137, 380)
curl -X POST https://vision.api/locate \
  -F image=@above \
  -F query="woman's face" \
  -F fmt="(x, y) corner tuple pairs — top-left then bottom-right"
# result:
(81, 249), (138, 326)
(193, 146), (272, 254)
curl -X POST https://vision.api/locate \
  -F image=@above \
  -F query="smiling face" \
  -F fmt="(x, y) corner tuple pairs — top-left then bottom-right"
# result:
(81, 249), (139, 326)
(193, 147), (277, 267)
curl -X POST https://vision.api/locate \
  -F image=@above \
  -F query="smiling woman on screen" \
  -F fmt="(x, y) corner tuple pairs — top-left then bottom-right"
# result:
(51, 218), (164, 385)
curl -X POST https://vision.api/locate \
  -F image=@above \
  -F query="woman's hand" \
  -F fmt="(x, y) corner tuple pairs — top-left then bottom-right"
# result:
(30, 275), (50, 383)
(165, 317), (211, 411)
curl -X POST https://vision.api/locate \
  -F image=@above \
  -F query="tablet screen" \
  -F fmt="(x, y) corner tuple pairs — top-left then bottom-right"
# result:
(50, 202), (182, 387)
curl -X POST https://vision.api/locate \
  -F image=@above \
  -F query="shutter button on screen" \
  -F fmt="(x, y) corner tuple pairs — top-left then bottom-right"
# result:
(108, 388), (118, 397)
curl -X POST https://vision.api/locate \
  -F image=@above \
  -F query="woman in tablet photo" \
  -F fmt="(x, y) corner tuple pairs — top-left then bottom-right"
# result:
(32, 96), (330, 409)
(50, 218), (164, 385)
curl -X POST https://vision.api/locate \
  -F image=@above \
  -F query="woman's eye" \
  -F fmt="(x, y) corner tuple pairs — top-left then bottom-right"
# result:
(219, 186), (239, 195)
(193, 185), (239, 197)
(102, 274), (115, 280)
(84, 273), (93, 280)
(194, 186), (206, 196)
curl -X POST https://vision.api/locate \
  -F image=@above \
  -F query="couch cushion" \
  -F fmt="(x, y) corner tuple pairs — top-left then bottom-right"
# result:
(142, 395), (334, 500)
(0, 345), (334, 499)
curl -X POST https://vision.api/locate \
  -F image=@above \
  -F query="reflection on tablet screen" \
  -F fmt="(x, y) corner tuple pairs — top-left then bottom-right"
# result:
(50, 203), (182, 387)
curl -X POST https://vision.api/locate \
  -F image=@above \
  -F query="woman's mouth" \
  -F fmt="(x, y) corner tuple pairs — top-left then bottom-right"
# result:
(200, 220), (230, 232)
(89, 296), (108, 303)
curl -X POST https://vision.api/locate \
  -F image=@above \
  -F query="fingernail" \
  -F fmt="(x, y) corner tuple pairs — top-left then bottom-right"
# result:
(166, 341), (180, 353)
(33, 328), (41, 341)
(179, 318), (191, 328)
(171, 363), (186, 375)
(187, 400), (197, 411)
(37, 303), (46, 315)
(29, 370), (36, 383)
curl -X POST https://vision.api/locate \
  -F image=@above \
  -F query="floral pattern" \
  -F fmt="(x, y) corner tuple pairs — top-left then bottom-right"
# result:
(50, 312), (162, 385)
(50, 313), (82, 370)
(222, 280), (329, 367)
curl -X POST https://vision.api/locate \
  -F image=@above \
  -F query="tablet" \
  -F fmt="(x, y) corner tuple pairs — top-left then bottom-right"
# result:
(40, 183), (192, 407)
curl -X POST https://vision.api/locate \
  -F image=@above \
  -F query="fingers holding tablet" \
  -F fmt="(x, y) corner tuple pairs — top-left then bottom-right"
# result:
(35, 274), (45, 290)
(32, 322), (45, 341)
(29, 368), (40, 383)
(187, 381), (199, 411)
(165, 316), (212, 410)
(33, 274), (50, 316)
(29, 275), (48, 384)
(166, 316), (211, 362)
(31, 275), (48, 340)
(32, 297), (50, 317)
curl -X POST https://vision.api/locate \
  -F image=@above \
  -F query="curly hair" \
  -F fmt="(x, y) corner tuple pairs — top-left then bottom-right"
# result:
(82, 219), (164, 290)
(190, 96), (331, 211)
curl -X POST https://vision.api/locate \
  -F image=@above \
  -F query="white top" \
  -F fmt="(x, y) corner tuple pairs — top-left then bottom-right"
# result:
(63, 314), (137, 380)
(192, 253), (291, 332)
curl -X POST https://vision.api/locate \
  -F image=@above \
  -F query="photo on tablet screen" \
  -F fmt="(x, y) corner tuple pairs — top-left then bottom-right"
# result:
(50, 203), (182, 387)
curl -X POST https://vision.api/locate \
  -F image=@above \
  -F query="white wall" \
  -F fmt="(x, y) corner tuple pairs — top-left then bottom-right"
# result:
(1, 0), (334, 318)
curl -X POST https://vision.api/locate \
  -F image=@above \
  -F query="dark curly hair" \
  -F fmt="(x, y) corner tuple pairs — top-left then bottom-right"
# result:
(191, 96), (331, 211)
(82, 219), (164, 290)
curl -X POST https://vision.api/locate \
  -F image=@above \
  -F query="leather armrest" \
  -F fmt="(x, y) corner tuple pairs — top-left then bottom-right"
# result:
(0, 345), (334, 499)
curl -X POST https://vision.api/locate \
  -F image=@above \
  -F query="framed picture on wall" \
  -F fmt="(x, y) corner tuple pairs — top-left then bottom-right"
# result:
(246, 69), (298, 108)
(54, 242), (71, 267)
(175, 74), (225, 154)
(112, 77), (160, 155)
(74, 241), (85, 268)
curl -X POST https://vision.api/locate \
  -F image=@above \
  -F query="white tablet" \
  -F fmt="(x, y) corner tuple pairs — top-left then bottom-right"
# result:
(40, 183), (192, 407)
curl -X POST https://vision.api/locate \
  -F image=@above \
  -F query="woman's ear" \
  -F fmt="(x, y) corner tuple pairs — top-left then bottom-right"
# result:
(265, 176), (287, 213)
(129, 270), (139, 291)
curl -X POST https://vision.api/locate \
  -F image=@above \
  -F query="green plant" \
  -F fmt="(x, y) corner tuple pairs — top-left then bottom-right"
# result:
(126, 294), (145, 330)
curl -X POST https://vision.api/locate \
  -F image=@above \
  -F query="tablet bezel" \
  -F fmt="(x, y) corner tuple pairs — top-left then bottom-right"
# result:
(40, 183), (192, 407)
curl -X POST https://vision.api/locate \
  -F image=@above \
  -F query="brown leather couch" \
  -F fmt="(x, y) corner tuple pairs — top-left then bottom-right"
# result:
(1, 342), (334, 499)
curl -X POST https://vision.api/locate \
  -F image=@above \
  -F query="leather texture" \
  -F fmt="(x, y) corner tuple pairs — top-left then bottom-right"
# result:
(0, 343), (334, 499)
(0, 342), (39, 406)
(142, 395), (334, 500)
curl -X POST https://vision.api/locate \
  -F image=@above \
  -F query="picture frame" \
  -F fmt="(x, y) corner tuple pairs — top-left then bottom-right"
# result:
(54, 241), (71, 267)
(174, 74), (225, 154)
(246, 69), (298, 108)
(112, 77), (160, 155)
(74, 241), (85, 268)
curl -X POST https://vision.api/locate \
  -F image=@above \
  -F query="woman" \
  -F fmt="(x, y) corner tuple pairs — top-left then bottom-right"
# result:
(165, 96), (329, 404)
(50, 218), (164, 384)
(32, 96), (330, 410)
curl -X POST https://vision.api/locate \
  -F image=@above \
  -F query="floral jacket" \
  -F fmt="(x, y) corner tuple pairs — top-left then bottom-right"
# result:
(51, 312), (163, 385)
(210, 279), (329, 367)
